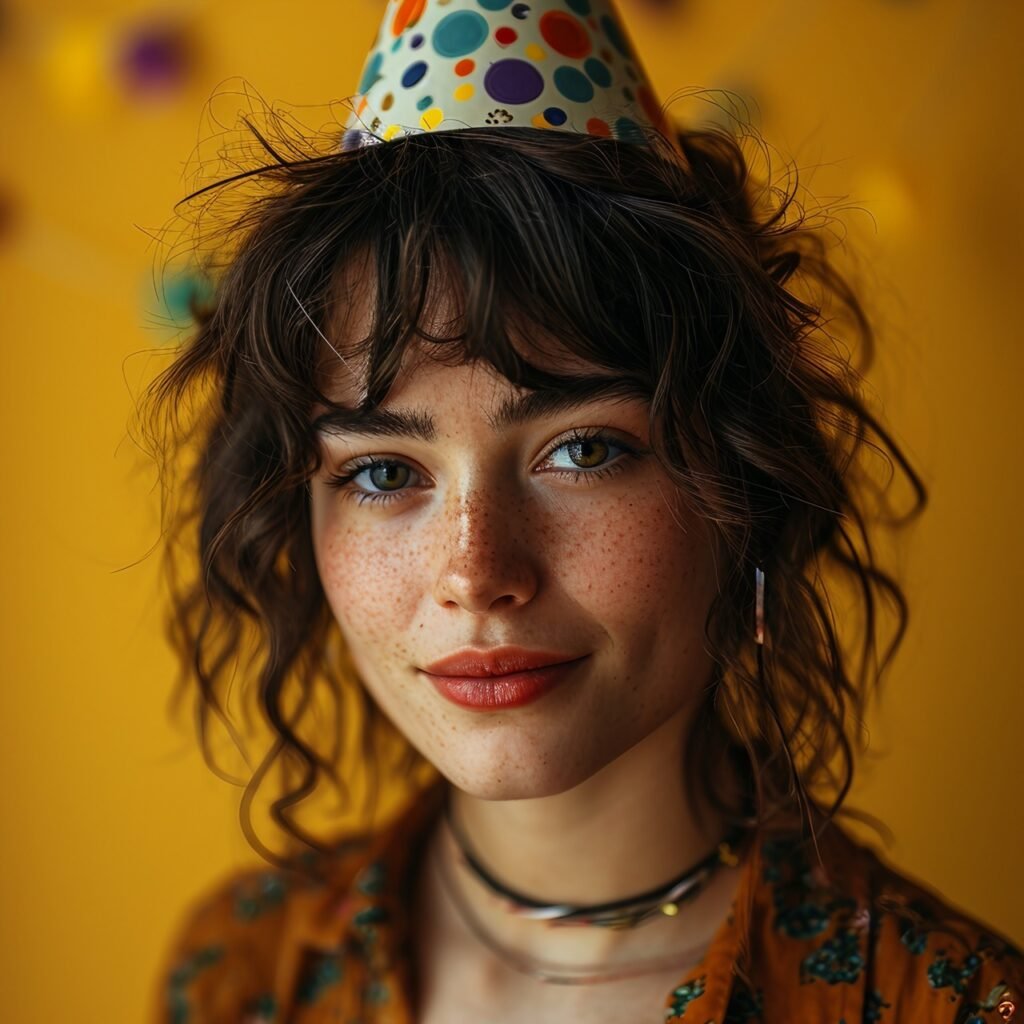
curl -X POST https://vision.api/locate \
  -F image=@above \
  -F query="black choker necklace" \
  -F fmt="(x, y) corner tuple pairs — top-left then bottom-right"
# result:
(442, 795), (752, 930)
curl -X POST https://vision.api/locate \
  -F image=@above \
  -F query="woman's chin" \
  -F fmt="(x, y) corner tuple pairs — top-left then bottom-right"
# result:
(437, 760), (590, 803)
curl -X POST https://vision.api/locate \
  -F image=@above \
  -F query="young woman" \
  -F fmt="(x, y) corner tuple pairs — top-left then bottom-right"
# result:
(144, 1), (1023, 1021)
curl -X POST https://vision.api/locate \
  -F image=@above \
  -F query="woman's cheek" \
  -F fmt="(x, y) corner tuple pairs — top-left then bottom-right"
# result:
(316, 513), (424, 653)
(559, 492), (696, 624)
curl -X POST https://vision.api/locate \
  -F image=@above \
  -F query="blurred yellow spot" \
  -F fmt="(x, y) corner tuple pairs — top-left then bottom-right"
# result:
(420, 107), (444, 130)
(532, 112), (552, 129)
(43, 20), (116, 117)
(382, 124), (402, 141)
(454, 83), (474, 102)
(855, 164), (915, 238)
(525, 43), (546, 61)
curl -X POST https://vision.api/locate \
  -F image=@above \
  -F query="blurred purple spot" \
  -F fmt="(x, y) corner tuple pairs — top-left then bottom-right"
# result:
(115, 18), (195, 97)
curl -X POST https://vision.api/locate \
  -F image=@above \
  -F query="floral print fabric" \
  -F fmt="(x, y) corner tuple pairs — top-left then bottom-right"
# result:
(152, 778), (1023, 1023)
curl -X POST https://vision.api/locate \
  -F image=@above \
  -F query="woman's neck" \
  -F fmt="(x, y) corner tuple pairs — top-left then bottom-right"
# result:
(430, 704), (748, 970)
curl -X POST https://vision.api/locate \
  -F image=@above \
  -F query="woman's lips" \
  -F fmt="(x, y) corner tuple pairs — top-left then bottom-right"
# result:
(422, 645), (585, 677)
(420, 656), (590, 711)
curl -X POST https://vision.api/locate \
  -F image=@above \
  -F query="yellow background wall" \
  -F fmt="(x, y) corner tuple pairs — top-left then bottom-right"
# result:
(1, 1), (1020, 1020)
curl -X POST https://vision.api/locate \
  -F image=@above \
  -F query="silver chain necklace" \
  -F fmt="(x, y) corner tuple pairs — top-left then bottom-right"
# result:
(442, 791), (749, 929)
(432, 824), (727, 986)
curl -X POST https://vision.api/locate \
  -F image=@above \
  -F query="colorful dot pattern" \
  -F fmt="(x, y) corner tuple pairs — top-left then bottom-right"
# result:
(342, 0), (676, 151)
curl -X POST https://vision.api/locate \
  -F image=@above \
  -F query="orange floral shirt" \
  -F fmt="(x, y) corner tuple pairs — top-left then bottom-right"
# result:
(152, 778), (1023, 1023)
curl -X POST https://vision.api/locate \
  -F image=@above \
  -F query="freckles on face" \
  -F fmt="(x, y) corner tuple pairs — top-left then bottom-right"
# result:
(566, 489), (703, 632)
(308, 359), (719, 797)
(552, 484), (717, 732)
(312, 458), (709, 670)
(311, 500), (428, 674)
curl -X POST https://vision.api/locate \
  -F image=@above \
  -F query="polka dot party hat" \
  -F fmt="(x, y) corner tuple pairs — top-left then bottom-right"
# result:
(341, 0), (679, 153)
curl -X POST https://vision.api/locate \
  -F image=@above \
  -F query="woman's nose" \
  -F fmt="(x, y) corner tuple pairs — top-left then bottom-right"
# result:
(430, 485), (539, 614)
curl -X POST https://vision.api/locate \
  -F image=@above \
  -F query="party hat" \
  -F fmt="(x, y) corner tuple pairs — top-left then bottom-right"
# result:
(341, 0), (679, 153)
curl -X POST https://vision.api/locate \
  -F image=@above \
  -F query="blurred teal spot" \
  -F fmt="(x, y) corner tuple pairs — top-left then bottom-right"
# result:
(155, 265), (216, 333)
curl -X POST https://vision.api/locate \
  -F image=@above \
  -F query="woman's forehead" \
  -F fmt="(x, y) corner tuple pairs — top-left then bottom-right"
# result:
(316, 340), (606, 413)
(318, 345), (494, 406)
(319, 277), (604, 406)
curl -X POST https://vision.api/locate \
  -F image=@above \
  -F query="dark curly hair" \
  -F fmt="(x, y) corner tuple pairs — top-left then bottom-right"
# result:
(133, 89), (926, 881)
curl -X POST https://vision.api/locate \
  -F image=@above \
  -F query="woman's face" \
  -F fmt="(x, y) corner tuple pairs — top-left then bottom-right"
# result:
(309, 290), (721, 801)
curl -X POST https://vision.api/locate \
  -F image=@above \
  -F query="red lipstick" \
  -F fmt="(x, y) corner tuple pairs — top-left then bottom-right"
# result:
(419, 646), (589, 710)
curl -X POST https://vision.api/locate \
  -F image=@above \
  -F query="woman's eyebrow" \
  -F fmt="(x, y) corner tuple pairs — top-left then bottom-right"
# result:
(313, 376), (649, 442)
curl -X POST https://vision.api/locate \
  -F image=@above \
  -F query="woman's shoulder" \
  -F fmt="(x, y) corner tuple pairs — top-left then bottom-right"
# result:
(150, 782), (448, 1022)
(748, 818), (1023, 1023)
(150, 838), (374, 1023)
(858, 834), (1023, 1022)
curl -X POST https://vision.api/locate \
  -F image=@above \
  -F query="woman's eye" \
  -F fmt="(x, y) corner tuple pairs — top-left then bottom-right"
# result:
(323, 430), (640, 507)
(324, 459), (420, 506)
(547, 435), (624, 473)
(362, 461), (413, 492)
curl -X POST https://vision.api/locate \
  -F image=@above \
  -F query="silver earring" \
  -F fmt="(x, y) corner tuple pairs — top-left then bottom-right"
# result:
(754, 565), (765, 645)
